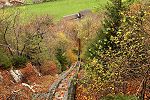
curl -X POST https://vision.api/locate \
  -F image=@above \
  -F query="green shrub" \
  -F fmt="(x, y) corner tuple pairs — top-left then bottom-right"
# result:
(12, 55), (28, 68)
(0, 50), (11, 69)
(101, 95), (139, 100)
(55, 48), (69, 72)
(87, 0), (127, 59)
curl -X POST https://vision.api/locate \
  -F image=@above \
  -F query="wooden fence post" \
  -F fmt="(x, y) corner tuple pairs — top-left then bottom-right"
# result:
(77, 38), (81, 62)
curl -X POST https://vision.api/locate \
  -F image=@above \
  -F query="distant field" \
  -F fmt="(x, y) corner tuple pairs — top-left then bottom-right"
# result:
(1, 0), (108, 21)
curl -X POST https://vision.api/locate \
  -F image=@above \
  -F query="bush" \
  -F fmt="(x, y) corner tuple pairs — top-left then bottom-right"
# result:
(12, 55), (28, 68)
(87, 0), (127, 59)
(55, 48), (69, 72)
(0, 50), (11, 69)
(101, 95), (139, 100)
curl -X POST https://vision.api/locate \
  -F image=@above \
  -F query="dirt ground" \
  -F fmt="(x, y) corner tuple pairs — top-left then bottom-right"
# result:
(0, 62), (58, 99)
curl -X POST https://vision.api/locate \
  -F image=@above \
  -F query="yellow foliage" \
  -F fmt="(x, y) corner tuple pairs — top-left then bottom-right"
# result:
(66, 49), (77, 63)
(57, 32), (68, 42)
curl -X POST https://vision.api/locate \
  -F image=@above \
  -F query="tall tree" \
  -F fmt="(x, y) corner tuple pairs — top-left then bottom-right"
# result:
(87, 0), (127, 59)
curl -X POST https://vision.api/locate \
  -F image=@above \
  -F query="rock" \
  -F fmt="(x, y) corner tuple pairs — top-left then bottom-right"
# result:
(10, 70), (23, 83)
(63, 9), (92, 21)
(63, 13), (79, 20)
(79, 9), (92, 17)
(22, 83), (35, 92)
(0, 72), (3, 83)
(32, 0), (44, 4)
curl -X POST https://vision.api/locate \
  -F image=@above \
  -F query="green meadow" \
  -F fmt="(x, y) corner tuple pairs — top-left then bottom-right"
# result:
(1, 0), (108, 21)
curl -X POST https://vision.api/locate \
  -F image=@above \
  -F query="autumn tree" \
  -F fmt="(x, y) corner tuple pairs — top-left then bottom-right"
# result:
(0, 9), (53, 69)
(83, 0), (150, 99)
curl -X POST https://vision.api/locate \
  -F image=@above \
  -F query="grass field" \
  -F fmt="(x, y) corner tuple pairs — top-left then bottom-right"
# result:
(0, 0), (108, 22)
(19, 0), (108, 21)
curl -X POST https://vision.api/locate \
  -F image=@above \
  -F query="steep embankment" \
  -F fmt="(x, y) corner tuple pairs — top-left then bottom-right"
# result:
(0, 63), (57, 99)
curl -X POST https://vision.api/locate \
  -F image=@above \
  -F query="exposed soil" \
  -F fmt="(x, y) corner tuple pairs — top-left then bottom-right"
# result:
(0, 62), (58, 99)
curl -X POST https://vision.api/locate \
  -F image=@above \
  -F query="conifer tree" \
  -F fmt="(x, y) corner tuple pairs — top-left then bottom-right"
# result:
(88, 0), (126, 59)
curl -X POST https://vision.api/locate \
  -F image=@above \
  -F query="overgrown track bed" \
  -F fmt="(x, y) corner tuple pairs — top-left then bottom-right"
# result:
(32, 62), (80, 100)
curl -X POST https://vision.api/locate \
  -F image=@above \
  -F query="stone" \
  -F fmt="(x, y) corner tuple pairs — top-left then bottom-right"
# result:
(63, 13), (78, 20)
(79, 9), (92, 17)
(0, 72), (3, 83)
(10, 70), (23, 83)
(22, 83), (35, 92)
(32, 0), (43, 4)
